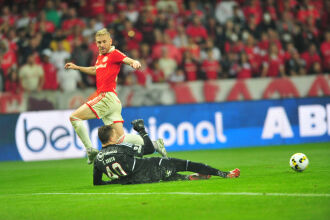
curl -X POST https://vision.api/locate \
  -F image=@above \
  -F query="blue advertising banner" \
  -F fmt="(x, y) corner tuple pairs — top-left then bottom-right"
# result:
(0, 114), (21, 161)
(0, 97), (329, 161)
(88, 97), (330, 151)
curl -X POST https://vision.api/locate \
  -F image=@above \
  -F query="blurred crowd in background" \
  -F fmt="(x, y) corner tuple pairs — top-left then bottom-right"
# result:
(0, 0), (329, 94)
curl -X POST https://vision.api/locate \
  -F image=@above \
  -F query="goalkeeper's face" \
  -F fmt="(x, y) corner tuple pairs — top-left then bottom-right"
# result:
(96, 35), (112, 55)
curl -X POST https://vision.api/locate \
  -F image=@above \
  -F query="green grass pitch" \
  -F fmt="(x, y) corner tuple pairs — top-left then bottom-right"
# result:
(0, 142), (329, 220)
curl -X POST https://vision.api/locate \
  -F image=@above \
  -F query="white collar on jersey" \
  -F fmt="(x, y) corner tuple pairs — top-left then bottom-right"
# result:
(99, 46), (115, 56)
(108, 46), (115, 53)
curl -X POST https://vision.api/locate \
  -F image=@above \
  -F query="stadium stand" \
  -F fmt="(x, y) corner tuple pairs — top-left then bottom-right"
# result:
(0, 0), (329, 102)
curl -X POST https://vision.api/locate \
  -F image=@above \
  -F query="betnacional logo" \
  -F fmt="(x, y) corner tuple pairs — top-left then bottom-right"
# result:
(15, 110), (88, 161)
(122, 112), (227, 147)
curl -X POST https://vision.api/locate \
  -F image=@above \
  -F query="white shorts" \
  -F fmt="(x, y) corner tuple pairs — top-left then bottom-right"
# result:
(86, 92), (124, 125)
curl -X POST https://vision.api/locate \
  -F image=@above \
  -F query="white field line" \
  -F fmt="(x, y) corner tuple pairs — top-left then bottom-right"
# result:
(9, 192), (330, 197)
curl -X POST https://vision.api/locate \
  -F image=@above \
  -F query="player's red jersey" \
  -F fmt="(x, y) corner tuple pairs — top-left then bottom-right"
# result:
(95, 47), (127, 94)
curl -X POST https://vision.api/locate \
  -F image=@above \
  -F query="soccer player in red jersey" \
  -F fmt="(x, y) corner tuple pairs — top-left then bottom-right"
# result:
(65, 29), (166, 164)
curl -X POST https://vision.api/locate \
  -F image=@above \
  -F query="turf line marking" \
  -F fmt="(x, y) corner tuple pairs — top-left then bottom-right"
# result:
(17, 192), (330, 197)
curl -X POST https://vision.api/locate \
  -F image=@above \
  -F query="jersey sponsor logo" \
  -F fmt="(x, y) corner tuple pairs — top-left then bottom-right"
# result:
(97, 152), (104, 161)
(104, 150), (118, 155)
(95, 63), (107, 69)
(102, 56), (108, 62)
(15, 110), (87, 161)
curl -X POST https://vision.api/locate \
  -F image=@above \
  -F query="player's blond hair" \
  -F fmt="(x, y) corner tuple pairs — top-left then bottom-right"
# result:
(95, 28), (111, 38)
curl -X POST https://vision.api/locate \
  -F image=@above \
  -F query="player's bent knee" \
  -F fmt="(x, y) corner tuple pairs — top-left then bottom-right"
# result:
(70, 115), (82, 122)
(69, 115), (75, 122)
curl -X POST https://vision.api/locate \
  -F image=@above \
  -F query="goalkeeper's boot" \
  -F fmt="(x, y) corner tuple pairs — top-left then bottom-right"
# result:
(86, 147), (99, 165)
(226, 168), (240, 178)
(131, 119), (145, 134)
(153, 138), (168, 158)
(188, 173), (211, 180)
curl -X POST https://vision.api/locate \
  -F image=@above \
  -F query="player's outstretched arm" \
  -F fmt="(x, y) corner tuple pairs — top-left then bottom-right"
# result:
(64, 62), (96, 75)
(123, 57), (141, 69)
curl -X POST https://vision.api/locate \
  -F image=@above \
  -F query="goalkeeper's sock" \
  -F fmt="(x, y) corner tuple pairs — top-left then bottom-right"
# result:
(70, 116), (92, 149)
(187, 161), (229, 178)
(216, 170), (230, 178)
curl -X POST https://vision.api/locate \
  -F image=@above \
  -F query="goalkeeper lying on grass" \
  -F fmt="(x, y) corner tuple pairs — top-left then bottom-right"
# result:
(93, 119), (240, 185)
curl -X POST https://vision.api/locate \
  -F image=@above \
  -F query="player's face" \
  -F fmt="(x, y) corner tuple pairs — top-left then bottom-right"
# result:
(96, 35), (112, 55)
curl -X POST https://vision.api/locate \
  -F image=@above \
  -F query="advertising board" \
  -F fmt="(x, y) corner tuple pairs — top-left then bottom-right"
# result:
(0, 97), (328, 161)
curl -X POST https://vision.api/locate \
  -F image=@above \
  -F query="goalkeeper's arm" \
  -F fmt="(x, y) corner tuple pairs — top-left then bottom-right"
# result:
(93, 165), (107, 185)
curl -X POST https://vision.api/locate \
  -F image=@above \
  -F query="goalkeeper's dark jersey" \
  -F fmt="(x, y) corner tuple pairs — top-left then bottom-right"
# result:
(93, 143), (187, 185)
(93, 143), (143, 185)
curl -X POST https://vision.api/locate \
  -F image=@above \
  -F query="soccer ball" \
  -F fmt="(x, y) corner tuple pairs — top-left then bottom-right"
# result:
(290, 153), (309, 172)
